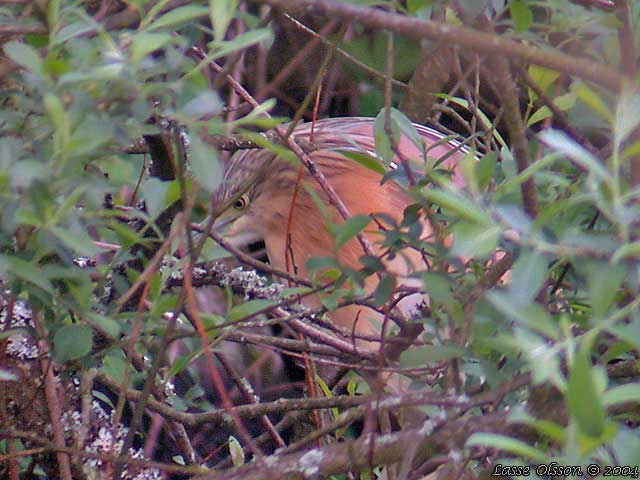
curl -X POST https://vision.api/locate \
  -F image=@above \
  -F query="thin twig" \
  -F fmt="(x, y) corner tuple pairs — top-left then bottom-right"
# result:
(32, 313), (73, 480)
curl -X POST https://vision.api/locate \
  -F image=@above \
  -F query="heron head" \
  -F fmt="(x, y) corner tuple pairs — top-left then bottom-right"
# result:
(210, 148), (296, 251)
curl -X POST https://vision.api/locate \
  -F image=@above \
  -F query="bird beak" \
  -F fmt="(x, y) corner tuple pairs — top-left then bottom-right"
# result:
(210, 213), (264, 251)
(210, 213), (235, 234)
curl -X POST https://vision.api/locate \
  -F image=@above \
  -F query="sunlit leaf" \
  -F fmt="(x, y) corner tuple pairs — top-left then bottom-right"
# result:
(509, 0), (532, 33)
(228, 436), (245, 467)
(527, 65), (560, 99)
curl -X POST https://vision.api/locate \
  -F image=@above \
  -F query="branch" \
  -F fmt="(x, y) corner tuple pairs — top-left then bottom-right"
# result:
(491, 56), (538, 218)
(253, 0), (629, 92)
(0, 24), (47, 35)
(194, 411), (509, 480)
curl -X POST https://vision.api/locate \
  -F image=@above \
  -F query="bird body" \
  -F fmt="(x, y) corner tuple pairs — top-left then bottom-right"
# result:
(212, 117), (467, 349)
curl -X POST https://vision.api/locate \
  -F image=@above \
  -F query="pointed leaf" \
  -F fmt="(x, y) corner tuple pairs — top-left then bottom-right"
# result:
(567, 346), (605, 438)
(54, 324), (93, 363)
(332, 214), (371, 249)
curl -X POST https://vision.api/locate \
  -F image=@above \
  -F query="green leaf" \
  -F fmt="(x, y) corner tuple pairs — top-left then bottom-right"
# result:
(189, 135), (222, 193)
(488, 291), (558, 339)
(54, 324), (93, 363)
(612, 241), (640, 263)
(181, 91), (222, 119)
(527, 65), (560, 99)
(400, 344), (464, 366)
(509, 0), (532, 33)
(602, 384), (640, 407)
(316, 375), (339, 421)
(373, 109), (399, 164)
(168, 355), (192, 377)
(407, 0), (430, 13)
(332, 214), (371, 249)
(210, 0), (239, 42)
(422, 272), (453, 305)
(425, 188), (491, 224)
(338, 150), (386, 175)
(510, 250), (547, 304)
(451, 222), (499, 258)
(59, 64), (125, 84)
(140, 178), (172, 218)
(44, 92), (70, 151)
(614, 87), (640, 143)
(49, 186), (86, 226)
(508, 409), (567, 443)
(227, 299), (274, 322)
(387, 107), (423, 151)
(102, 350), (128, 385)
(466, 433), (548, 462)
(526, 92), (576, 128)
(475, 151), (497, 190)
(572, 83), (613, 123)
(86, 312), (121, 338)
(567, 346), (606, 438)
(50, 226), (100, 256)
(539, 130), (609, 182)
(3, 41), (43, 74)
(228, 435), (244, 467)
(586, 262), (624, 317)
(527, 106), (552, 127)
(373, 274), (395, 306)
(0, 255), (54, 293)
(209, 29), (273, 59)
(131, 32), (174, 65)
(47, 0), (61, 31)
(147, 5), (209, 31)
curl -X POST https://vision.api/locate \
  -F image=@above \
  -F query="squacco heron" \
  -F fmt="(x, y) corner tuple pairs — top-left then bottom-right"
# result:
(211, 117), (466, 350)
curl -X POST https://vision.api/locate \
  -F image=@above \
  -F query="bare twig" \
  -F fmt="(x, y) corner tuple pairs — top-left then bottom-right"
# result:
(491, 56), (538, 218)
(32, 313), (73, 480)
(0, 24), (47, 35)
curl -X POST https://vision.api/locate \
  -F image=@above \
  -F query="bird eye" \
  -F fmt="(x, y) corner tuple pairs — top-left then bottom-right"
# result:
(233, 194), (249, 210)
